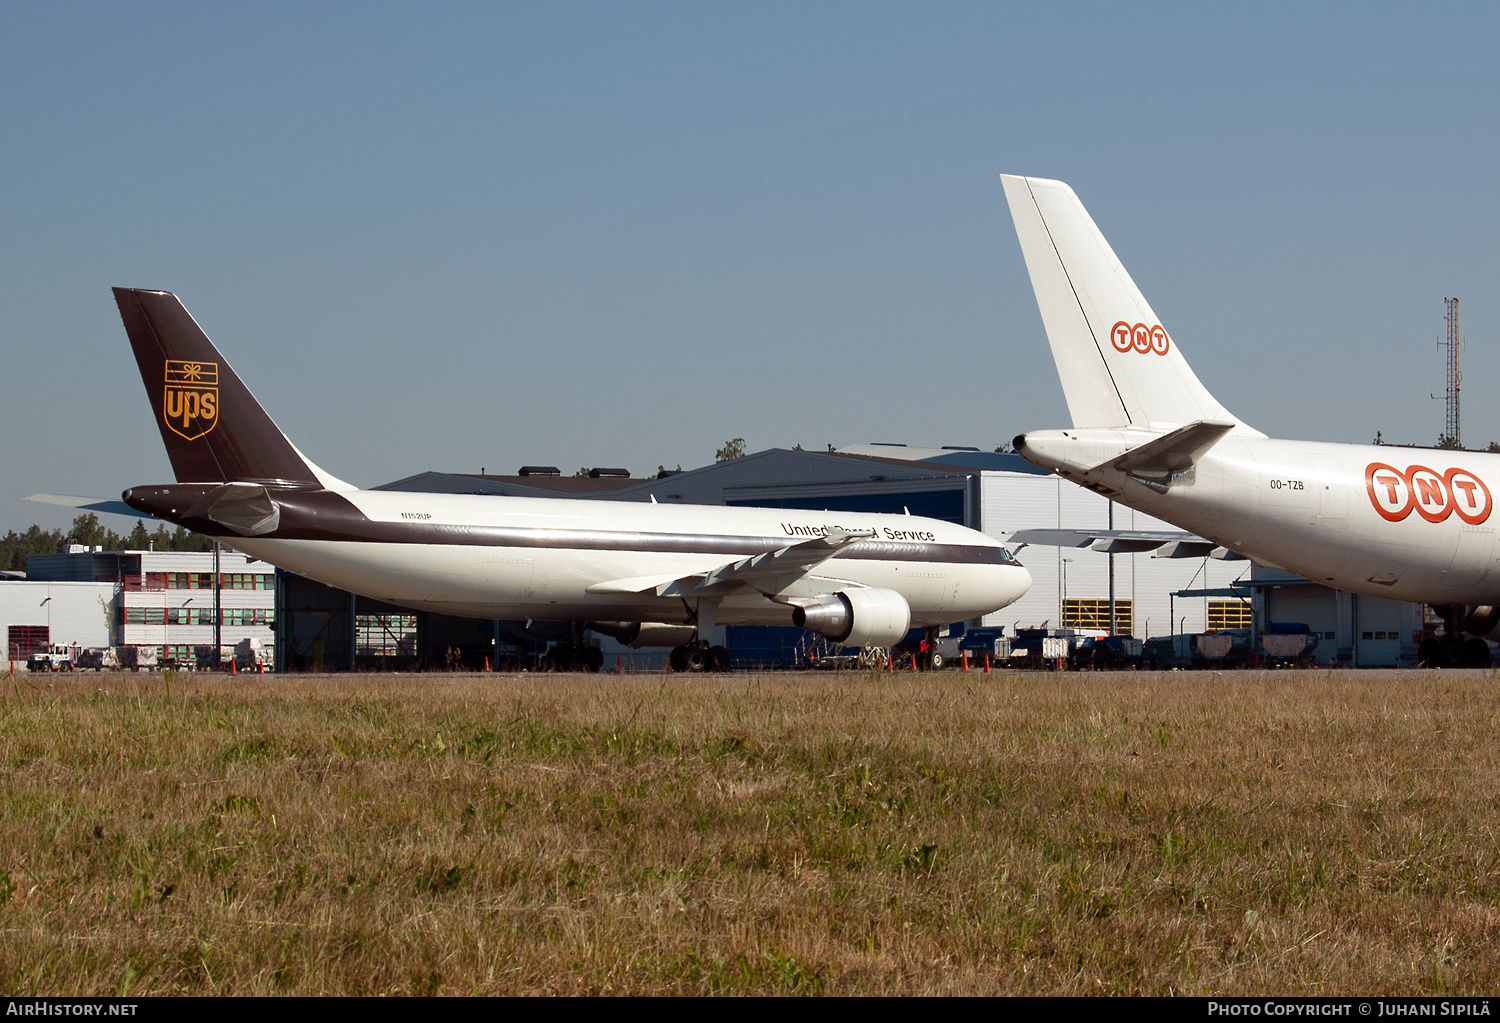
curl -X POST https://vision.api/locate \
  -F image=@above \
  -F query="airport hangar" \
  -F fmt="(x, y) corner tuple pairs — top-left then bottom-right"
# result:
(273, 445), (1429, 671)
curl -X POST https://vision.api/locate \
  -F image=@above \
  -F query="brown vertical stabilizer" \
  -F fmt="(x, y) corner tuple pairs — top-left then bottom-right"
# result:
(113, 288), (321, 486)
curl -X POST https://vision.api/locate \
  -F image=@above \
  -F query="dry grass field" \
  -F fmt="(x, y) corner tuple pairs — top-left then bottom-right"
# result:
(2, 667), (1498, 995)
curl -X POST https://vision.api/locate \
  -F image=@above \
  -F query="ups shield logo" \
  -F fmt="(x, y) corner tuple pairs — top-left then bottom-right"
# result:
(163, 360), (219, 440)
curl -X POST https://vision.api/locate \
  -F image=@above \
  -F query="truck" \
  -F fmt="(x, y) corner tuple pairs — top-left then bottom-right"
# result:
(26, 645), (77, 672)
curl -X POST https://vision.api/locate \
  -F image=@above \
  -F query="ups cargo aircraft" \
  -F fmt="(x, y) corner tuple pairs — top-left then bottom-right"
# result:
(1001, 174), (1499, 668)
(111, 288), (1030, 671)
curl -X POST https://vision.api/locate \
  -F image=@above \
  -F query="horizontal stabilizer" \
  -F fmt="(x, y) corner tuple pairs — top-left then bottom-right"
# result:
(25, 494), (157, 520)
(1098, 420), (1235, 482)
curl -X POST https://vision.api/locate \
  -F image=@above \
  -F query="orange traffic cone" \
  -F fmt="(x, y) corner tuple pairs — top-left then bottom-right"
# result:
(230, 658), (237, 675)
(961, 650), (969, 672)
(484, 656), (491, 672)
(909, 652), (917, 671)
(615, 655), (622, 673)
(258, 661), (264, 674)
(984, 653), (991, 674)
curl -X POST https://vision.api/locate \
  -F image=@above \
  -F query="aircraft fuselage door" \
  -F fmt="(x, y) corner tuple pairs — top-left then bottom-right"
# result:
(1310, 455), (1347, 525)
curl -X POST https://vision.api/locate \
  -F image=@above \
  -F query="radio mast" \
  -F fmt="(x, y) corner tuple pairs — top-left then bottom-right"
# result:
(1442, 298), (1461, 447)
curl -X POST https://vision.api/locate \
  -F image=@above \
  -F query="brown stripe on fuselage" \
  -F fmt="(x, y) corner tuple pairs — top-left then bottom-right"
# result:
(123, 484), (1021, 568)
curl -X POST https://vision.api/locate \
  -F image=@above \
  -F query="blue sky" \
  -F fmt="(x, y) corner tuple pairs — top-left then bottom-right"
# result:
(5, 2), (1500, 532)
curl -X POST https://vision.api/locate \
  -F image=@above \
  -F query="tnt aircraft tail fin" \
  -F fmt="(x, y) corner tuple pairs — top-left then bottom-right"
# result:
(1000, 175), (1262, 437)
(113, 288), (353, 489)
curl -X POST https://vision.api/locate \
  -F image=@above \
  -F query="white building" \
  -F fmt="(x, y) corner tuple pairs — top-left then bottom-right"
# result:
(2, 580), (118, 664)
(17, 546), (276, 665)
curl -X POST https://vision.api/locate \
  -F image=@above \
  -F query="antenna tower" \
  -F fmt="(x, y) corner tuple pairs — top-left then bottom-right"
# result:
(1442, 297), (1461, 445)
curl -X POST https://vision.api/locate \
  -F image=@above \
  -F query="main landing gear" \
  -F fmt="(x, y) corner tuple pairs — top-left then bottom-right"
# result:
(544, 644), (605, 672)
(1416, 605), (1494, 669)
(667, 598), (729, 672)
(668, 642), (730, 673)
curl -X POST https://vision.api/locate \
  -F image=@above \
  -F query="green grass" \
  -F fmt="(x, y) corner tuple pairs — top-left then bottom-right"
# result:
(1, 668), (1498, 994)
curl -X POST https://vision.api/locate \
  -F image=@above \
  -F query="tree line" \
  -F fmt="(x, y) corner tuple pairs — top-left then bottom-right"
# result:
(0, 514), (212, 572)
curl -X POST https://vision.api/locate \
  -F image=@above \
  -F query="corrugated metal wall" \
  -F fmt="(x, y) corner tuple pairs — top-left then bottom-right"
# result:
(978, 473), (1255, 639)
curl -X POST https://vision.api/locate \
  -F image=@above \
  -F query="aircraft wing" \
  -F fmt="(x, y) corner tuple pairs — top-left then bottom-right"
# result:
(585, 527), (877, 598)
(1007, 527), (1246, 560)
(25, 494), (159, 520)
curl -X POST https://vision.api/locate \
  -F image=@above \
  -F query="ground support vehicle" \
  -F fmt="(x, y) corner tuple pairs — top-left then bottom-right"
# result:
(1259, 624), (1319, 667)
(1195, 629), (1253, 668)
(26, 645), (78, 672)
(193, 645), (237, 671)
(1007, 629), (1075, 669)
(75, 647), (120, 671)
(1072, 634), (1143, 670)
(235, 638), (271, 672)
(1141, 634), (1195, 670)
(117, 645), (159, 671)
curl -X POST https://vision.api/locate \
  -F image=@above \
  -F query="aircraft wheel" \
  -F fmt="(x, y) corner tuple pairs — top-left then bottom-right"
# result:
(1417, 637), (1441, 668)
(928, 651), (946, 672)
(708, 646), (730, 672)
(1464, 637), (1492, 668)
(1441, 636), (1467, 669)
(683, 646), (709, 672)
(582, 647), (605, 673)
(668, 646), (688, 672)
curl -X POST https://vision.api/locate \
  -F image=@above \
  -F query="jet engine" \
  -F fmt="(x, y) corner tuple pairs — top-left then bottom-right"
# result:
(792, 587), (912, 648)
(588, 622), (699, 649)
(1459, 605), (1500, 638)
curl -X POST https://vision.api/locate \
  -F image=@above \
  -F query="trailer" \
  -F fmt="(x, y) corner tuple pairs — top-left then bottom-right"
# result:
(75, 647), (120, 671)
(1007, 629), (1075, 668)
(194, 645), (237, 671)
(117, 645), (159, 671)
(1072, 634), (1143, 670)
(1141, 634), (1195, 670)
(1260, 623), (1319, 667)
(235, 638), (272, 671)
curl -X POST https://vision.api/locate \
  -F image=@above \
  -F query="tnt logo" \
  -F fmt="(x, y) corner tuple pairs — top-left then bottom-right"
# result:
(163, 360), (219, 441)
(1110, 321), (1170, 356)
(1365, 462), (1492, 524)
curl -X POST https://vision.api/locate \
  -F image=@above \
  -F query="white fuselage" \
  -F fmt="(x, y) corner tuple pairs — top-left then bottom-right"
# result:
(1019, 429), (1500, 606)
(228, 489), (1032, 626)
